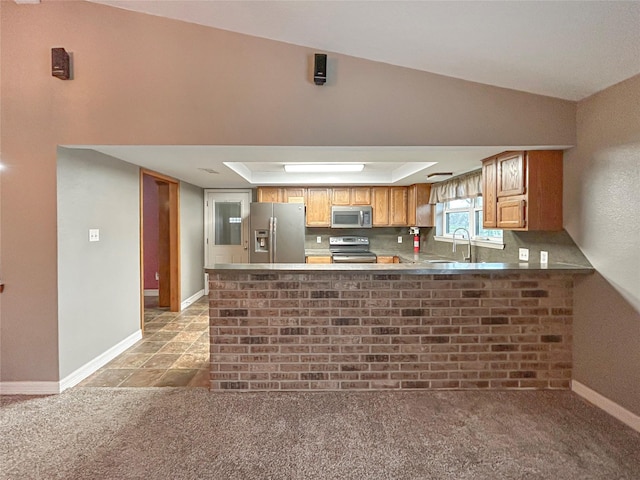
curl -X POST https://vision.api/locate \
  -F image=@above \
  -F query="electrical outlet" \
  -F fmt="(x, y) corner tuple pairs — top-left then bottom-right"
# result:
(89, 229), (100, 242)
(398, 236), (403, 243)
(540, 251), (548, 264)
(518, 248), (529, 261)
(316, 236), (322, 244)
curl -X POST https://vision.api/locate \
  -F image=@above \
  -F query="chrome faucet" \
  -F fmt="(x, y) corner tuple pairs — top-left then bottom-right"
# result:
(452, 227), (472, 262)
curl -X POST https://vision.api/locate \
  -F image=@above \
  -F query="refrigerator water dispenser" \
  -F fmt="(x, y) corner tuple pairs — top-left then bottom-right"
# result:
(254, 230), (269, 253)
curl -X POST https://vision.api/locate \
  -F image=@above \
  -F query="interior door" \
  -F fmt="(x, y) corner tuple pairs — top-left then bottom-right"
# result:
(205, 190), (251, 265)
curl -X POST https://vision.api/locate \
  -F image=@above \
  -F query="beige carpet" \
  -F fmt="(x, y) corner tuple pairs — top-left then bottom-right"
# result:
(1, 388), (639, 479)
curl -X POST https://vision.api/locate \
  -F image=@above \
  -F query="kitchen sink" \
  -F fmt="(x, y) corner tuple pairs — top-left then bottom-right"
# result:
(426, 260), (458, 264)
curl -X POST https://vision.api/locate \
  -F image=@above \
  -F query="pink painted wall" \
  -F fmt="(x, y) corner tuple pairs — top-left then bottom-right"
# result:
(143, 174), (159, 290)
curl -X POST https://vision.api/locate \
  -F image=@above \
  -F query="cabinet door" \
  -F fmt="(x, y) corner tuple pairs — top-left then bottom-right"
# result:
(407, 185), (417, 226)
(389, 186), (408, 226)
(407, 184), (434, 227)
(257, 187), (282, 203)
(350, 187), (371, 205)
(482, 158), (498, 228)
(283, 187), (306, 204)
(497, 198), (526, 229)
(497, 151), (525, 197)
(306, 188), (331, 227)
(332, 188), (351, 205)
(371, 187), (390, 226)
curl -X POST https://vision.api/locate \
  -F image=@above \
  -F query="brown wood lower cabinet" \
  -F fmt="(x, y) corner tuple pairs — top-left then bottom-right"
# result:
(377, 256), (400, 264)
(306, 256), (332, 264)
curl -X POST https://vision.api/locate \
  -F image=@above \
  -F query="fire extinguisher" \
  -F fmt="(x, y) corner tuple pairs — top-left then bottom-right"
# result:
(410, 227), (420, 253)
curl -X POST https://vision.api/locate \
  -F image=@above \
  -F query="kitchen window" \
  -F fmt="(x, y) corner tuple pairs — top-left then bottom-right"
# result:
(435, 196), (504, 249)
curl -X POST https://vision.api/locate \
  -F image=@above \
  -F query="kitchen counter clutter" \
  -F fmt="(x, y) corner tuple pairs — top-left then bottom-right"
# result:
(205, 262), (592, 392)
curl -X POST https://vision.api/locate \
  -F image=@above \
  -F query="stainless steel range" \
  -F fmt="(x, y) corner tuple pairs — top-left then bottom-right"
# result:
(329, 236), (377, 263)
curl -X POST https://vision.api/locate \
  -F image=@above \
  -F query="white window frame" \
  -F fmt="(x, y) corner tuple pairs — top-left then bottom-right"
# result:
(434, 197), (505, 250)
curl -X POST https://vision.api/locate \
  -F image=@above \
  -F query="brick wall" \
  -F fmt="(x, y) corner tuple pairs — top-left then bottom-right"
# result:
(208, 272), (573, 391)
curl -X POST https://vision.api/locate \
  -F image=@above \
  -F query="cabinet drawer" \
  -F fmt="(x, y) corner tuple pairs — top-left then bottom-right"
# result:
(306, 256), (332, 264)
(377, 256), (399, 264)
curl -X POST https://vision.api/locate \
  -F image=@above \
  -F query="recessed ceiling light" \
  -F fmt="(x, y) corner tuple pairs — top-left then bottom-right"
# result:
(284, 164), (364, 173)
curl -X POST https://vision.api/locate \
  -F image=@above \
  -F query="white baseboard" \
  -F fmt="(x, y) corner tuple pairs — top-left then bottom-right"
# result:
(1, 330), (143, 395)
(0, 381), (61, 395)
(144, 289), (159, 297)
(58, 329), (143, 392)
(572, 380), (640, 433)
(181, 289), (205, 311)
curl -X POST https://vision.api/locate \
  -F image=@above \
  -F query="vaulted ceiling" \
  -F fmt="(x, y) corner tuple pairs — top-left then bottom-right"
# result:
(89, 0), (640, 101)
(78, 1), (640, 187)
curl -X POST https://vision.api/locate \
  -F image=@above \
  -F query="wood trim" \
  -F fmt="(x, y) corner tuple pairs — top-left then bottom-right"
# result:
(169, 181), (181, 312)
(140, 168), (180, 185)
(140, 169), (181, 323)
(139, 172), (144, 332)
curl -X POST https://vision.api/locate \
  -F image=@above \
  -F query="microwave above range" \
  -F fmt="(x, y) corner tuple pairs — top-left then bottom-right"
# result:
(331, 205), (372, 228)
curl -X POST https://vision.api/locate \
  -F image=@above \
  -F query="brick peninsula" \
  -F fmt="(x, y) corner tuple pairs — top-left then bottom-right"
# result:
(205, 262), (592, 392)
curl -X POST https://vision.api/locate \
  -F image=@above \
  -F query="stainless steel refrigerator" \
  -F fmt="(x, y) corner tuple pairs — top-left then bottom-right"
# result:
(249, 202), (305, 263)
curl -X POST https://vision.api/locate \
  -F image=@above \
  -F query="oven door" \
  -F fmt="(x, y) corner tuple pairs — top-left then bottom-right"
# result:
(331, 253), (377, 263)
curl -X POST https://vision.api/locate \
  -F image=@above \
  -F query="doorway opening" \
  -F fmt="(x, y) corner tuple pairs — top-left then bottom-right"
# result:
(140, 169), (180, 331)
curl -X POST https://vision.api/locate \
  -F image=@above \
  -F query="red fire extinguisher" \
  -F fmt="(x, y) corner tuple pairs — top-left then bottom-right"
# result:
(413, 233), (420, 253)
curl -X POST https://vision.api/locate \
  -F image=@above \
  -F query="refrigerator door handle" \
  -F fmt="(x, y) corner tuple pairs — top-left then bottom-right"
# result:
(271, 216), (277, 263)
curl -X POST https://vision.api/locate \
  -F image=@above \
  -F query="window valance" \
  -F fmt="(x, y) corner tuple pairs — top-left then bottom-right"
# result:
(428, 169), (482, 204)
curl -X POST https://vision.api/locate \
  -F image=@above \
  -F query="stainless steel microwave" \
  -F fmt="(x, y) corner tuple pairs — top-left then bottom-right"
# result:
(331, 205), (373, 228)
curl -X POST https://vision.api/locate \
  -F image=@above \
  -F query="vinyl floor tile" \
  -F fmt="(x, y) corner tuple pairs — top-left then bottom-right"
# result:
(78, 296), (209, 389)
(155, 369), (198, 387)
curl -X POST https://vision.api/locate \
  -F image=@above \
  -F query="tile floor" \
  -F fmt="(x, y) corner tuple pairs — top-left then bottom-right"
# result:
(78, 296), (210, 388)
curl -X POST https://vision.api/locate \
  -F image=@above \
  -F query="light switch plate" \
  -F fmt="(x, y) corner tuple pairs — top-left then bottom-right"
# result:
(398, 236), (403, 243)
(540, 251), (548, 264)
(518, 248), (529, 261)
(89, 229), (100, 242)
(316, 236), (322, 244)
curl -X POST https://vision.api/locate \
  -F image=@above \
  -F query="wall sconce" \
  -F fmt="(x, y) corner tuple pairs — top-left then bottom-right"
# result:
(52, 47), (71, 80)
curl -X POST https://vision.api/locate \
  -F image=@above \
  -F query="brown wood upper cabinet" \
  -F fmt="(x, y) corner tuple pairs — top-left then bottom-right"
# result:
(389, 186), (409, 226)
(371, 187), (390, 226)
(331, 187), (351, 205)
(407, 183), (435, 227)
(257, 184), (434, 228)
(306, 188), (331, 227)
(350, 187), (371, 205)
(256, 187), (283, 203)
(481, 150), (563, 231)
(283, 187), (307, 204)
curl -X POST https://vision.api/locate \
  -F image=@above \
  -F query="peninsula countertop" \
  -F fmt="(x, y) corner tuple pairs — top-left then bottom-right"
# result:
(205, 261), (593, 275)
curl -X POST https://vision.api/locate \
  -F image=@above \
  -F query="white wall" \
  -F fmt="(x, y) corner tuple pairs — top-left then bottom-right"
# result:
(180, 181), (205, 304)
(57, 148), (140, 379)
(564, 74), (640, 415)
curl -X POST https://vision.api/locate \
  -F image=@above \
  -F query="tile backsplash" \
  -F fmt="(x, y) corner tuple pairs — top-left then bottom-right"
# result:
(306, 227), (591, 266)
